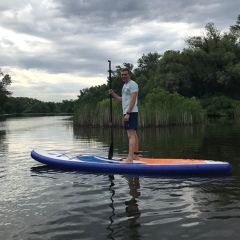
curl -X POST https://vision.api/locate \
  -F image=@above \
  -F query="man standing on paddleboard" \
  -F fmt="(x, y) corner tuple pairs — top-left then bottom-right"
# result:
(109, 68), (139, 164)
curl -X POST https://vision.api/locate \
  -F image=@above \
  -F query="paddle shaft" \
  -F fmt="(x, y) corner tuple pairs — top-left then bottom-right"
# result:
(108, 60), (113, 159)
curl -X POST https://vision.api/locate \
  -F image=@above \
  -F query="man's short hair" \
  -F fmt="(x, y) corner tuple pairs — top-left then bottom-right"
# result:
(121, 68), (131, 74)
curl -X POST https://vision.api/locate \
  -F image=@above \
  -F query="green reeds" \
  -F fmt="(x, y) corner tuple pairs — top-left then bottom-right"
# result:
(73, 89), (207, 127)
(234, 103), (240, 118)
(139, 89), (206, 126)
(73, 99), (123, 127)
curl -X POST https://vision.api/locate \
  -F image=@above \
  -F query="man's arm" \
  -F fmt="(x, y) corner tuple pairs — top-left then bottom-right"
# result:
(127, 92), (138, 113)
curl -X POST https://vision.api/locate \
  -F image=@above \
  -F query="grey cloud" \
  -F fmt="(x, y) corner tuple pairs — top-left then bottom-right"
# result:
(1, 0), (240, 102)
(53, 0), (239, 27)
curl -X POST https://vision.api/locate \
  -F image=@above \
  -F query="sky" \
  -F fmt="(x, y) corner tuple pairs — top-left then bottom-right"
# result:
(0, 0), (239, 102)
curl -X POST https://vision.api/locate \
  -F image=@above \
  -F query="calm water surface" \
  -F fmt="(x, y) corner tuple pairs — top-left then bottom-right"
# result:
(1, 116), (240, 240)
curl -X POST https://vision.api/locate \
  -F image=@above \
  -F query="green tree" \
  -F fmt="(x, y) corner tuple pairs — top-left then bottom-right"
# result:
(155, 50), (192, 96)
(230, 14), (240, 32)
(0, 69), (12, 114)
(77, 84), (108, 105)
(59, 100), (75, 113)
(156, 19), (240, 99)
(134, 52), (161, 99)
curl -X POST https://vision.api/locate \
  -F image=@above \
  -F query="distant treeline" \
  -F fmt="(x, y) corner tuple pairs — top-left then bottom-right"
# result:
(0, 69), (75, 115)
(2, 97), (75, 114)
(74, 15), (240, 127)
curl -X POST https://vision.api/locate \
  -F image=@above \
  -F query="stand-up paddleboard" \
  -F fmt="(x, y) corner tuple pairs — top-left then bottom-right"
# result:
(31, 149), (232, 175)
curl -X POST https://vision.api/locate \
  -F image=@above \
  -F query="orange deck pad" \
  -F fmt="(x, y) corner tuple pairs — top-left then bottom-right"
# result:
(134, 158), (207, 165)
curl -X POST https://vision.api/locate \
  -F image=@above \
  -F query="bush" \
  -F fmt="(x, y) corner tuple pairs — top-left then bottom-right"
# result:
(200, 96), (240, 117)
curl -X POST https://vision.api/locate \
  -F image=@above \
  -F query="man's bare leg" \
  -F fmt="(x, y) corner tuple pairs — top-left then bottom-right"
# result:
(121, 129), (136, 164)
(133, 131), (140, 160)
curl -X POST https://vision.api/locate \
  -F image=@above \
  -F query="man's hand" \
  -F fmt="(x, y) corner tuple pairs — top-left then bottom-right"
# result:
(124, 114), (130, 121)
(108, 89), (114, 95)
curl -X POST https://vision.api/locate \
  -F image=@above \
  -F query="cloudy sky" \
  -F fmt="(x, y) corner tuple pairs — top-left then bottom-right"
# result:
(1, 0), (239, 102)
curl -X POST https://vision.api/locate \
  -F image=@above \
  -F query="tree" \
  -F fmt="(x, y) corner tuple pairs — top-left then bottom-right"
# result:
(230, 14), (240, 32)
(0, 68), (12, 114)
(155, 50), (193, 97)
(134, 52), (161, 98)
(77, 84), (108, 105)
(156, 18), (240, 99)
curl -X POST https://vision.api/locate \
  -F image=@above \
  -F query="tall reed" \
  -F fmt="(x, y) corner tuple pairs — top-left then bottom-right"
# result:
(234, 103), (240, 118)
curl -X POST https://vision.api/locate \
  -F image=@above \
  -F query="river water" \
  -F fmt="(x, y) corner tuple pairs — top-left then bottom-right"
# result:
(1, 115), (240, 240)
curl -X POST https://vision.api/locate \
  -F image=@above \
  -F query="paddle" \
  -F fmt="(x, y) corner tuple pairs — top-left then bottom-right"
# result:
(108, 60), (113, 159)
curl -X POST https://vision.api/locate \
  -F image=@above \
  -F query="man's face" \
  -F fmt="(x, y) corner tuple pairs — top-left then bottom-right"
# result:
(121, 71), (130, 83)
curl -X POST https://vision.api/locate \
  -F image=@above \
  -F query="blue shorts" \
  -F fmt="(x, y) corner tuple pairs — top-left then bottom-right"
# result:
(124, 112), (138, 130)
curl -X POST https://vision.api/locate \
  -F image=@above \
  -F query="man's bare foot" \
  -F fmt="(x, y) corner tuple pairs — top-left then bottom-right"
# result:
(120, 159), (133, 164)
(133, 154), (140, 160)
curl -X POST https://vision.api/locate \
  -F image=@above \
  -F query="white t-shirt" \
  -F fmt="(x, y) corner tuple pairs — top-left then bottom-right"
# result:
(122, 80), (138, 114)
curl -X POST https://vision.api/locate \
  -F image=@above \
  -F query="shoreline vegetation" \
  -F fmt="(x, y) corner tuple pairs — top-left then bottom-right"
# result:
(73, 89), (208, 127)
(73, 93), (240, 128)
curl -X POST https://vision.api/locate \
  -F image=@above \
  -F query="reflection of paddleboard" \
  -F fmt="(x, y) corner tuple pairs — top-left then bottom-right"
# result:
(31, 149), (232, 175)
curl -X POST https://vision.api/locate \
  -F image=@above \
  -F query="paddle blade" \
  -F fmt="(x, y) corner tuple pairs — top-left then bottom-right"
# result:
(108, 141), (113, 159)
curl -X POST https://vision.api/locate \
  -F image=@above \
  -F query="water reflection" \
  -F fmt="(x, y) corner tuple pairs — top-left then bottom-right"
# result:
(106, 175), (116, 238)
(107, 175), (141, 239)
(124, 177), (141, 235)
(0, 130), (7, 180)
(73, 125), (208, 159)
(0, 117), (7, 154)
(0, 130), (6, 149)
